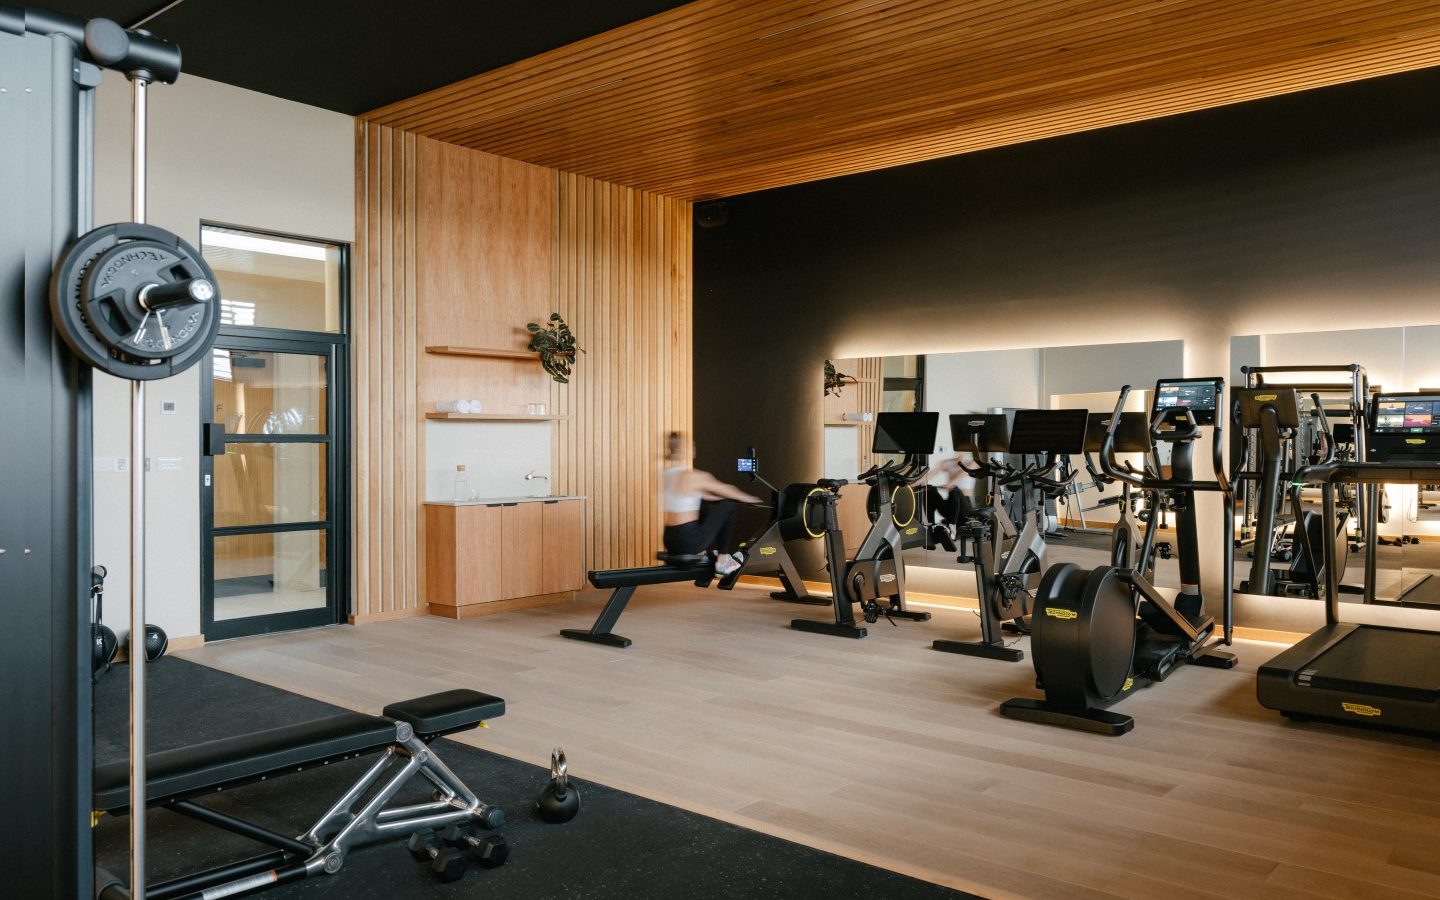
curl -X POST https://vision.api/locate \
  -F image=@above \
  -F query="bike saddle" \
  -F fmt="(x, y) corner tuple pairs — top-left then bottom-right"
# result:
(817, 478), (848, 490)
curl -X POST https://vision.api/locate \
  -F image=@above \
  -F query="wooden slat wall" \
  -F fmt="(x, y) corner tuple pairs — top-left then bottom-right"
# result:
(362, 0), (1440, 200)
(353, 122), (420, 620)
(355, 128), (693, 615)
(854, 357), (883, 473)
(549, 173), (693, 570)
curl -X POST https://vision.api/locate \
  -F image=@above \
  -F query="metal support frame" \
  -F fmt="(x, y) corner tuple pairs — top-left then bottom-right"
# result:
(115, 725), (501, 900)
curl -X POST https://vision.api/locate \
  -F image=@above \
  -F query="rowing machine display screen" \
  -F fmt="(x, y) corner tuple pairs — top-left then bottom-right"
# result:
(873, 411), (939, 455)
(1007, 409), (1089, 455)
(737, 457), (756, 473)
(950, 414), (1009, 454)
(1084, 412), (1151, 454)
(1154, 379), (1220, 426)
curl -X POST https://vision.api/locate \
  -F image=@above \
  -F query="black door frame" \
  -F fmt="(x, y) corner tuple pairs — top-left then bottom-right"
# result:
(197, 223), (350, 642)
(200, 334), (349, 640)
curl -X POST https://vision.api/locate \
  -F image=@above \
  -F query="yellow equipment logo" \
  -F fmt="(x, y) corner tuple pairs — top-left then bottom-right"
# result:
(905, 527), (918, 536)
(1044, 607), (1078, 620)
(1342, 702), (1382, 717)
(1122, 677), (1134, 692)
(1255, 393), (1278, 402)
(758, 546), (777, 556)
(1408, 439), (1426, 445)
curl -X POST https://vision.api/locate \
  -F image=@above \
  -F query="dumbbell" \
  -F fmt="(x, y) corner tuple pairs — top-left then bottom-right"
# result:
(535, 747), (581, 823)
(407, 830), (467, 882)
(441, 824), (509, 868)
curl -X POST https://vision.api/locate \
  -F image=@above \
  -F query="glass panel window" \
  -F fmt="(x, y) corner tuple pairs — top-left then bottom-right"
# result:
(214, 531), (327, 621)
(213, 350), (327, 435)
(214, 443), (326, 527)
(201, 225), (342, 332)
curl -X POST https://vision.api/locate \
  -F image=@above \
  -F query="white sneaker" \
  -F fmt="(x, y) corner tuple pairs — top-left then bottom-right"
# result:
(714, 552), (744, 576)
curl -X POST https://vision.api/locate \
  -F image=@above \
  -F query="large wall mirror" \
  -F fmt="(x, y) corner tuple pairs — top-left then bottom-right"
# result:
(822, 340), (1187, 600)
(1230, 326), (1440, 609)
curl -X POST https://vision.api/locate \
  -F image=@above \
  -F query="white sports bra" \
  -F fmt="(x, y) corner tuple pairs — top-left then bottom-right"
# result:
(662, 465), (702, 514)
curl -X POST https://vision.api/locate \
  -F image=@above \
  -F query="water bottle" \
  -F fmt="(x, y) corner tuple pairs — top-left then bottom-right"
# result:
(453, 464), (470, 502)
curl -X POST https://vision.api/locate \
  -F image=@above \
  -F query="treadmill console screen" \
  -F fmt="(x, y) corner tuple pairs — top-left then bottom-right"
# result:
(872, 411), (939, 455)
(1153, 379), (1220, 426)
(1373, 397), (1440, 434)
(1368, 395), (1440, 462)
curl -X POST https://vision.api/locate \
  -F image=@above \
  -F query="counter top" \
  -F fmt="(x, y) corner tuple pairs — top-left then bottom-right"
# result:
(425, 495), (586, 507)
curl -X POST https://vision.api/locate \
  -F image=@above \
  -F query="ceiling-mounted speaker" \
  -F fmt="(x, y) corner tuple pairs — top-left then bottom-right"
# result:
(695, 200), (728, 228)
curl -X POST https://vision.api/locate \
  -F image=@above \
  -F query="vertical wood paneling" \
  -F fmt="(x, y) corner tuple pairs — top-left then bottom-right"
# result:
(358, 128), (692, 616)
(856, 356), (883, 472)
(551, 172), (692, 570)
(353, 123), (420, 619)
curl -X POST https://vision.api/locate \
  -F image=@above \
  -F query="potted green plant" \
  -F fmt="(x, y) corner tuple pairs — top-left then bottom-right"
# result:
(527, 313), (584, 383)
(824, 359), (856, 396)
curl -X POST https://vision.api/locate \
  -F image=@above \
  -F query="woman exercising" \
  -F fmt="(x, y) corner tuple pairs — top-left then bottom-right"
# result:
(662, 431), (760, 575)
(925, 453), (979, 529)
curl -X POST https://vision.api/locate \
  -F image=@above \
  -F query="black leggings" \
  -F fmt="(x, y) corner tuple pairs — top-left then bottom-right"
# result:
(925, 486), (975, 525)
(663, 500), (737, 556)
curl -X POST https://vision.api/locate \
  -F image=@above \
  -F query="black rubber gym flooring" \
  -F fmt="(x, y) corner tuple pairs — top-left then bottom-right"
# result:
(94, 658), (977, 899)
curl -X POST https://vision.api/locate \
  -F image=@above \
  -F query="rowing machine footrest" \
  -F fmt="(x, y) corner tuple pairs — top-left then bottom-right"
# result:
(383, 690), (506, 740)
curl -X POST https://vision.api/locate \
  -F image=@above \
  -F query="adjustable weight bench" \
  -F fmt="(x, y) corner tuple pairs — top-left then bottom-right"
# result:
(93, 689), (505, 900)
(560, 553), (714, 648)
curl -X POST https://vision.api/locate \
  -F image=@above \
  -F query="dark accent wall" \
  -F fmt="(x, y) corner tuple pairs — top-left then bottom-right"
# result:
(694, 67), (1440, 496)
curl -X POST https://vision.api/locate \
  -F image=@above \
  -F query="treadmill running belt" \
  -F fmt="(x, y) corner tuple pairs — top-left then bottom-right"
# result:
(1308, 627), (1440, 703)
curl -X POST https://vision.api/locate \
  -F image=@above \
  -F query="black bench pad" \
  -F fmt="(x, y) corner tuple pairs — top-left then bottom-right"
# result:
(94, 712), (395, 812)
(589, 564), (711, 589)
(94, 690), (506, 812)
(384, 689), (504, 737)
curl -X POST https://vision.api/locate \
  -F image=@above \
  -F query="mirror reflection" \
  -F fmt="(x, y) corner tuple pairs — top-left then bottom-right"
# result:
(1230, 326), (1440, 607)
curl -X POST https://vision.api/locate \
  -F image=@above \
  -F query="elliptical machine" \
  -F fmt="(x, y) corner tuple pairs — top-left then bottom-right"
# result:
(1081, 411), (1159, 575)
(932, 409), (1088, 661)
(1000, 380), (1238, 735)
(791, 412), (938, 639)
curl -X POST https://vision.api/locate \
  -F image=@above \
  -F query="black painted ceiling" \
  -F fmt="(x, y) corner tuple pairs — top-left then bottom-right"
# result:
(32, 0), (694, 114)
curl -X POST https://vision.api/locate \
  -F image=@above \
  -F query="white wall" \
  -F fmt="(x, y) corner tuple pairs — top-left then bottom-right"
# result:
(924, 348), (1040, 452)
(424, 422), (554, 501)
(92, 73), (354, 643)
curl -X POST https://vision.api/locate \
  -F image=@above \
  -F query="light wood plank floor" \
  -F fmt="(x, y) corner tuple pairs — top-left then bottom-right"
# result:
(183, 584), (1440, 900)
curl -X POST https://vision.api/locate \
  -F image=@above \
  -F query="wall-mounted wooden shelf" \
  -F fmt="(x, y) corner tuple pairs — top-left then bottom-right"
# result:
(426, 412), (566, 422)
(425, 346), (536, 361)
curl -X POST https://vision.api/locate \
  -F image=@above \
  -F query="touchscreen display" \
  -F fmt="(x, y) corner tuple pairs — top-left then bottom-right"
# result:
(1154, 379), (1219, 425)
(1374, 397), (1440, 434)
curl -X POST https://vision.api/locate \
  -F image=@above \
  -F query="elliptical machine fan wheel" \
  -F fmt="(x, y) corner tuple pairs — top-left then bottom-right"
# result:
(1014, 563), (1139, 734)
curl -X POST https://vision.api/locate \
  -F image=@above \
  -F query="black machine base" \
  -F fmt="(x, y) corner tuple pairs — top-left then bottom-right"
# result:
(790, 619), (867, 639)
(887, 608), (931, 621)
(998, 697), (1135, 736)
(559, 629), (632, 648)
(931, 639), (1023, 662)
(770, 590), (831, 606)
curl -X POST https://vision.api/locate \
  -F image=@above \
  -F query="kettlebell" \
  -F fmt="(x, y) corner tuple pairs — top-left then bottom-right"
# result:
(534, 747), (580, 824)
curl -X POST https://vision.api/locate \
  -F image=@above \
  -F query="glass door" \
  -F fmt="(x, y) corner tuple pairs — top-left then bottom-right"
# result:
(201, 338), (339, 639)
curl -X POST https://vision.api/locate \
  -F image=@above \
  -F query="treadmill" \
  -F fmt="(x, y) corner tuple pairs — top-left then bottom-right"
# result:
(1256, 393), (1440, 735)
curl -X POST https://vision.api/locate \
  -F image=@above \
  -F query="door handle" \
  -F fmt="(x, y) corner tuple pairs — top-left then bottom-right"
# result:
(203, 422), (227, 456)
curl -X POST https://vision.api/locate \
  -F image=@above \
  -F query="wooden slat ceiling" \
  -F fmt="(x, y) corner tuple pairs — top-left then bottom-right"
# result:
(363, 0), (1440, 199)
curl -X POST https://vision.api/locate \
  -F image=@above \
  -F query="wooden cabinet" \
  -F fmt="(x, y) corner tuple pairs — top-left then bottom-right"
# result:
(500, 502), (544, 600)
(541, 499), (584, 594)
(424, 498), (585, 618)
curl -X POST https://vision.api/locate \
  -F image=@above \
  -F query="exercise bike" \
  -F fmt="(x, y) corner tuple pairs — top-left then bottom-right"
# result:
(932, 409), (1088, 662)
(791, 412), (938, 639)
(1000, 380), (1238, 735)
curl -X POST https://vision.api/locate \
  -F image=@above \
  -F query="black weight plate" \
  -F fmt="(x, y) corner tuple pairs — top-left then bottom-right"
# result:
(80, 239), (204, 361)
(50, 223), (221, 381)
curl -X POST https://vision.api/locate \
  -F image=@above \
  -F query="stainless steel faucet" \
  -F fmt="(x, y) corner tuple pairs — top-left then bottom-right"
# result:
(525, 470), (549, 482)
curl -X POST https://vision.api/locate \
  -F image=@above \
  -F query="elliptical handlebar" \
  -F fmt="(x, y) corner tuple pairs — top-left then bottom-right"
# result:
(1100, 388), (1145, 489)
